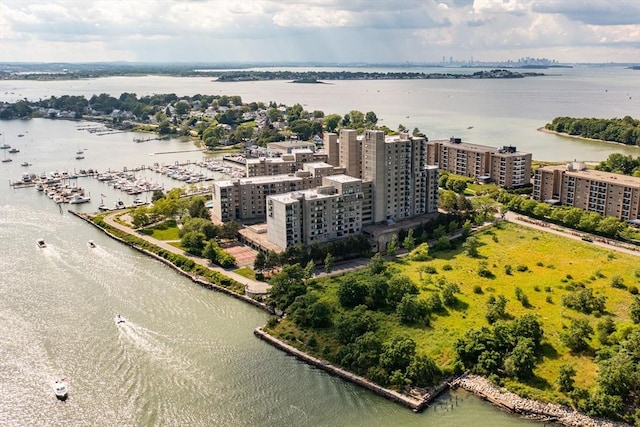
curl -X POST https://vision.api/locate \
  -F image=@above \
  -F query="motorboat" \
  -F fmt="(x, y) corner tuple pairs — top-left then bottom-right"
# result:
(21, 161), (31, 167)
(132, 198), (147, 207)
(98, 203), (109, 211)
(114, 200), (125, 209)
(8, 148), (19, 153)
(0, 143), (10, 149)
(87, 240), (96, 248)
(53, 378), (68, 400)
(75, 154), (85, 160)
(114, 314), (126, 324)
(36, 238), (46, 248)
(69, 194), (90, 204)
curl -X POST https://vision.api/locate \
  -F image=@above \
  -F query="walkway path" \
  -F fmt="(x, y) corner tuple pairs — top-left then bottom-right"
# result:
(503, 211), (640, 257)
(102, 212), (271, 294)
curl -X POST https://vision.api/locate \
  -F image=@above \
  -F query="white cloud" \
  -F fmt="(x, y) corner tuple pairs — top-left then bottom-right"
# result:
(0, 0), (637, 63)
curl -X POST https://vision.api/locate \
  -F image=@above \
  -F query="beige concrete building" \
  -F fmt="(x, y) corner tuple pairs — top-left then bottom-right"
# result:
(245, 149), (328, 177)
(426, 137), (532, 189)
(533, 162), (640, 221)
(339, 129), (362, 179)
(266, 175), (364, 249)
(362, 130), (437, 224)
(211, 162), (335, 223)
(323, 132), (339, 167)
(267, 140), (316, 155)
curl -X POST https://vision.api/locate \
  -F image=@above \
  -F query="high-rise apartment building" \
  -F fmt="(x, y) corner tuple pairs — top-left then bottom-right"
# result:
(426, 137), (531, 189)
(339, 129), (362, 179)
(362, 130), (437, 224)
(533, 162), (640, 221)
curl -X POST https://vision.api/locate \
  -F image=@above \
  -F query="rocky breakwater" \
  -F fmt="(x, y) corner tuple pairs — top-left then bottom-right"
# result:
(452, 374), (631, 427)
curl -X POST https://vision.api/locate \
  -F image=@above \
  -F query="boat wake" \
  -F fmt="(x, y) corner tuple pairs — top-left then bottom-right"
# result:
(115, 319), (202, 384)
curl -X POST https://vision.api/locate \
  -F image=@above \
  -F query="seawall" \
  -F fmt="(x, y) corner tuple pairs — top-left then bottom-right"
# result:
(452, 374), (631, 427)
(253, 326), (448, 412)
(68, 210), (271, 313)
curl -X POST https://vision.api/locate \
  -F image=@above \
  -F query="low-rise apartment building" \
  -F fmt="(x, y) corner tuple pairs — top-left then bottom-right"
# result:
(245, 149), (329, 177)
(533, 162), (640, 221)
(211, 162), (335, 223)
(426, 137), (532, 188)
(266, 175), (364, 249)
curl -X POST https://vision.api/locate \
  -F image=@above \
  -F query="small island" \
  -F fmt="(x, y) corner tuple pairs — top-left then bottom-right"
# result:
(544, 116), (640, 147)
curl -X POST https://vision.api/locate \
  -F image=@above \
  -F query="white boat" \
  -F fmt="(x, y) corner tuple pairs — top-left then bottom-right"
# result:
(21, 161), (31, 167)
(0, 143), (10, 149)
(132, 198), (147, 207)
(69, 194), (90, 204)
(88, 240), (96, 248)
(8, 148), (19, 153)
(114, 314), (126, 324)
(75, 154), (84, 160)
(53, 378), (68, 400)
(114, 200), (125, 209)
(36, 238), (46, 248)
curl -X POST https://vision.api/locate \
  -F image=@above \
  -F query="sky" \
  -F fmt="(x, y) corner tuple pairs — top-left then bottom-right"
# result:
(0, 0), (639, 64)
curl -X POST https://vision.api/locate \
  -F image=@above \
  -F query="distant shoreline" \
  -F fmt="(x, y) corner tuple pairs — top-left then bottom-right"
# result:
(537, 127), (640, 149)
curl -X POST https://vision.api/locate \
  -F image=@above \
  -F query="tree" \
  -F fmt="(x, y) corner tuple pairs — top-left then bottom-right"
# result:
(396, 295), (429, 325)
(323, 114), (341, 132)
(631, 297), (640, 324)
(338, 280), (368, 308)
(386, 234), (398, 256)
(504, 338), (536, 379)
(324, 252), (334, 274)
(335, 305), (378, 344)
(181, 231), (206, 256)
(288, 293), (332, 328)
(560, 318), (593, 352)
(387, 275), (419, 306)
(403, 229), (416, 251)
(174, 101), (190, 116)
(368, 252), (385, 275)
(267, 264), (307, 310)
(380, 336), (416, 373)
(556, 364), (576, 393)
(463, 236), (480, 257)
(254, 251), (266, 271)
(597, 351), (637, 398)
(406, 354), (440, 387)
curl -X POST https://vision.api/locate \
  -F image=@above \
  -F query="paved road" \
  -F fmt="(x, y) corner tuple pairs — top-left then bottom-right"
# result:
(503, 211), (640, 257)
(102, 212), (271, 294)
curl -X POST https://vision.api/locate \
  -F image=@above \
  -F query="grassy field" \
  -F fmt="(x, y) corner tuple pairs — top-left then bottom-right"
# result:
(399, 222), (638, 400)
(234, 267), (256, 280)
(142, 219), (180, 240)
(272, 221), (640, 403)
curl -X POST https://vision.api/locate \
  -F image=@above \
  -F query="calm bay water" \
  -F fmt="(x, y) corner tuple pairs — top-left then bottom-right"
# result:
(0, 67), (637, 426)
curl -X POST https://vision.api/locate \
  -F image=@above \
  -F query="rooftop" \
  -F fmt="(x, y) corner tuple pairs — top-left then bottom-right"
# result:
(539, 164), (640, 187)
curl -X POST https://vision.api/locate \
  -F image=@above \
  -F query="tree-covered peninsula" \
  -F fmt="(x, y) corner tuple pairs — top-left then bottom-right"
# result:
(545, 116), (640, 146)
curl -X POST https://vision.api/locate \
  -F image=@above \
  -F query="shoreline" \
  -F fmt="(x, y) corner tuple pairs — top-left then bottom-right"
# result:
(68, 210), (632, 426)
(452, 375), (631, 427)
(537, 127), (640, 149)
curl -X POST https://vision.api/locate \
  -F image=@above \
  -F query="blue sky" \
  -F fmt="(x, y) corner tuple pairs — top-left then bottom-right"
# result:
(0, 0), (638, 64)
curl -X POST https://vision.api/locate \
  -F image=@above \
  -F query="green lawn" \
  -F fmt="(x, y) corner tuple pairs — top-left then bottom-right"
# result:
(271, 222), (640, 403)
(142, 219), (180, 240)
(234, 267), (256, 280)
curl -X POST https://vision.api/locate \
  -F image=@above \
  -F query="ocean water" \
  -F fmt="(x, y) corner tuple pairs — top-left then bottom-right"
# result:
(1, 67), (636, 426)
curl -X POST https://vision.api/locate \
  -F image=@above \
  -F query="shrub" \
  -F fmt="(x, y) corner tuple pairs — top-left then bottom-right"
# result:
(629, 286), (639, 295)
(610, 275), (625, 289)
(516, 265), (529, 272)
(504, 265), (512, 275)
(473, 285), (483, 294)
(442, 264), (453, 271)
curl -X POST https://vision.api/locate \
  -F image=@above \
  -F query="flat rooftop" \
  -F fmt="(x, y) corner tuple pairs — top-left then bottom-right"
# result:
(539, 165), (640, 187)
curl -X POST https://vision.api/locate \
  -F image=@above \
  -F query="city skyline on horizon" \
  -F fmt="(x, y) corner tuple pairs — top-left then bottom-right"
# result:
(0, 1), (638, 65)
